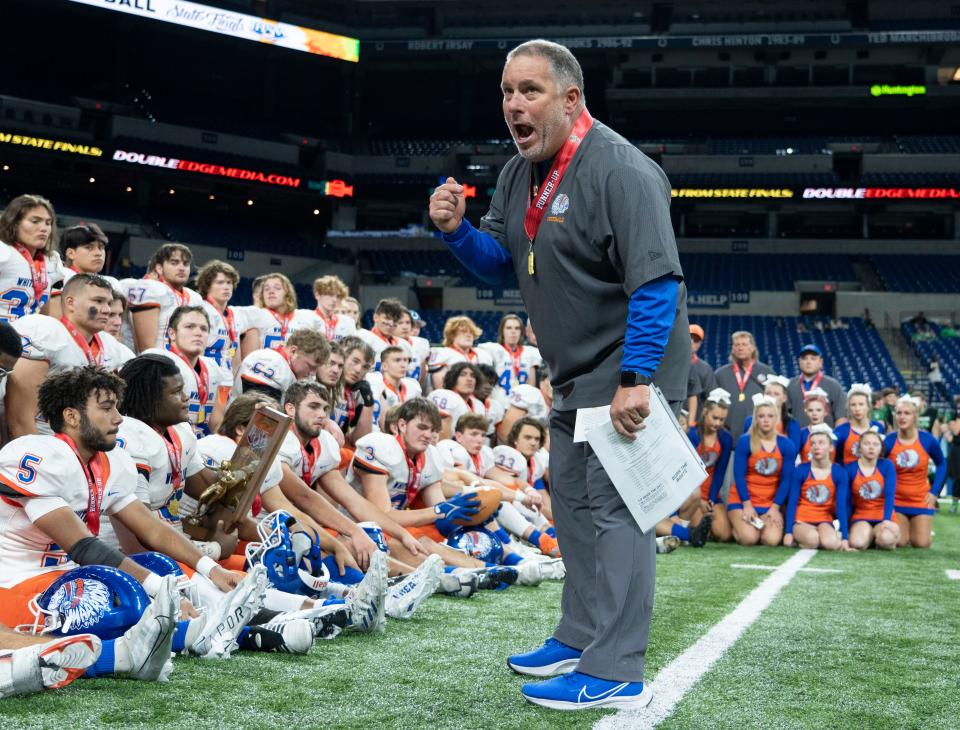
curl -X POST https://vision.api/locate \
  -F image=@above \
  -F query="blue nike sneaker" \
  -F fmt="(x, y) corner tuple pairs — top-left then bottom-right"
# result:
(522, 671), (653, 710)
(507, 637), (582, 677)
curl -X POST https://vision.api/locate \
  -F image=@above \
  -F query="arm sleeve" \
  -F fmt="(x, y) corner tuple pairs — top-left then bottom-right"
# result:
(784, 466), (804, 535)
(881, 459), (896, 522)
(622, 276), (680, 375)
(442, 219), (515, 285)
(711, 431), (733, 503)
(834, 425), (848, 464)
(733, 435), (751, 502)
(834, 466), (850, 539)
(923, 432), (946, 494)
(775, 438), (797, 505)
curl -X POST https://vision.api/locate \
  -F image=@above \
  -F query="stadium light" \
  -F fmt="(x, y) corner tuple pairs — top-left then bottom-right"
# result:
(168, 188), (176, 195)
(2, 165), (8, 171)
(125, 186), (133, 192)
(247, 199), (254, 206)
(209, 194), (216, 200)
(313, 209), (320, 215)
(88, 177), (96, 183)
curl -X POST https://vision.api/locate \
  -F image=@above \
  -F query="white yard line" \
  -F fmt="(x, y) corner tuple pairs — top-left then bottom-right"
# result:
(946, 570), (960, 581)
(595, 549), (816, 730)
(731, 563), (841, 574)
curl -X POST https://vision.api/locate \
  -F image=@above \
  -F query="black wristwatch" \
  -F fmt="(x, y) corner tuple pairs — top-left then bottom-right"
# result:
(620, 371), (654, 387)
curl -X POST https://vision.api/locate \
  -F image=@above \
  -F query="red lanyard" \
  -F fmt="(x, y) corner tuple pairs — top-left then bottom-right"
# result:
(732, 361), (754, 394)
(299, 437), (321, 483)
(345, 388), (357, 425)
(169, 345), (209, 409)
(59, 316), (103, 366)
(691, 353), (699, 364)
(523, 108), (593, 244)
(372, 328), (395, 345)
(316, 309), (339, 340)
(384, 379), (406, 402)
(453, 346), (477, 363)
(801, 372), (824, 393)
(207, 299), (237, 345)
(159, 278), (188, 307)
(505, 345), (523, 378)
(527, 456), (536, 487)
(269, 309), (293, 342)
(12, 244), (47, 308)
(54, 433), (107, 536)
(470, 450), (483, 475)
(396, 434), (426, 506)
(160, 427), (184, 491)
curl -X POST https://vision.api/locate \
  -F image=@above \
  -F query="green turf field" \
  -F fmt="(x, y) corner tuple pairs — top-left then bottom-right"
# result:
(5, 511), (960, 729)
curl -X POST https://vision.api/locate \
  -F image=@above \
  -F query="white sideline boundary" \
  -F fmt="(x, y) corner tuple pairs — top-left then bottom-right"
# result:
(946, 570), (960, 581)
(595, 549), (816, 730)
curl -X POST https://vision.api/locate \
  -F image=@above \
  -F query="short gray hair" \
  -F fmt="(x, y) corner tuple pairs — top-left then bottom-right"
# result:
(506, 39), (585, 104)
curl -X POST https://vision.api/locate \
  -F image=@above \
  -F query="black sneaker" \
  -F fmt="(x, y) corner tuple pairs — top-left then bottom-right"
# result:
(689, 514), (713, 548)
(475, 566), (518, 590)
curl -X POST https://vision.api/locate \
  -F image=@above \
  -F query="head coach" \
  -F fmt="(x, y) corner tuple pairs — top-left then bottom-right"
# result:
(429, 39), (689, 711)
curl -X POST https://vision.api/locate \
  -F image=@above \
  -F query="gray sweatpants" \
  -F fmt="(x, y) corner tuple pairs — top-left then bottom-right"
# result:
(549, 408), (656, 683)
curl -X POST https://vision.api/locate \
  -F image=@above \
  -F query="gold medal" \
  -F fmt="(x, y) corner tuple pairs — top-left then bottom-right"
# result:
(739, 392), (746, 402)
(527, 244), (535, 276)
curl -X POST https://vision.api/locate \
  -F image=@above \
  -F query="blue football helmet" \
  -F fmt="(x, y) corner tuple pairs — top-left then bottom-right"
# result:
(128, 551), (200, 607)
(245, 511), (329, 597)
(446, 527), (505, 564)
(26, 566), (149, 640)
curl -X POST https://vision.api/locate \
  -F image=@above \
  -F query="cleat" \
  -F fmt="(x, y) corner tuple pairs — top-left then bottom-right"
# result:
(386, 554), (442, 619)
(688, 515), (712, 548)
(475, 565), (518, 590)
(508, 637), (582, 677)
(345, 551), (387, 632)
(124, 574), (179, 681)
(256, 619), (314, 655)
(537, 558), (566, 581)
(509, 541), (542, 559)
(265, 603), (349, 639)
(656, 536), (680, 554)
(437, 571), (478, 598)
(522, 671), (653, 710)
(190, 565), (266, 659)
(38, 634), (102, 690)
(515, 560), (543, 587)
(537, 533), (561, 558)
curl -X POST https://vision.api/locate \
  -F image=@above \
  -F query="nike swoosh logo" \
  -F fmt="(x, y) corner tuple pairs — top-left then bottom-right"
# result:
(578, 682), (630, 703)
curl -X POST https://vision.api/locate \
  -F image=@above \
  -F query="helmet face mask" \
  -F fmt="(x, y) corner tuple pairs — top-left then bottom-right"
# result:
(245, 510), (329, 597)
(128, 551), (202, 611)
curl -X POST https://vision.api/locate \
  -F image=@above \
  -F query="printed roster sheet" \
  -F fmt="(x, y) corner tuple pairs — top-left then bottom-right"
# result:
(577, 386), (707, 533)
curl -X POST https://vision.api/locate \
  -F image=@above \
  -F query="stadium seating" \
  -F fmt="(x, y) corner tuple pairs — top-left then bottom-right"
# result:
(695, 315), (905, 392)
(902, 321), (960, 396)
(870, 255), (960, 293)
(895, 136), (960, 154)
(681, 254), (856, 290)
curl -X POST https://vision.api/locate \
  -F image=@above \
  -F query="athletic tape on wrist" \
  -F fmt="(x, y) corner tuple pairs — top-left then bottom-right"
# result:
(195, 555), (218, 578)
(142, 572), (163, 598)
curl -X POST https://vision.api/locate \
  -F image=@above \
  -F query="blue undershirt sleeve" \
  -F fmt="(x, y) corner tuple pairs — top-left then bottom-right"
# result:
(441, 219), (515, 285)
(784, 467), (803, 535)
(881, 459), (896, 521)
(733, 435), (751, 503)
(711, 431), (733, 503)
(622, 275), (680, 375)
(775, 439), (797, 506)
(922, 432), (946, 494)
(834, 466), (850, 539)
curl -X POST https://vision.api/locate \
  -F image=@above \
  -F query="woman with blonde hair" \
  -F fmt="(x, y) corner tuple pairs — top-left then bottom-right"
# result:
(730, 394), (797, 546)
(883, 395), (945, 548)
(834, 383), (885, 464)
(845, 428), (899, 550)
(686, 388), (735, 542)
(0, 193), (63, 322)
(783, 424), (850, 550)
(242, 272), (315, 350)
(741, 374), (801, 449)
(428, 314), (493, 389)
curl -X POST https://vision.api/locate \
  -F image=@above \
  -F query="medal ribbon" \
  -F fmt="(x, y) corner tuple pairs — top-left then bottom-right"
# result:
(169, 345), (209, 412)
(396, 434), (426, 506)
(159, 277), (188, 307)
(732, 361), (754, 395)
(160, 427), (184, 491)
(207, 299), (237, 346)
(300, 437), (320, 483)
(505, 345), (524, 378)
(316, 309), (339, 340)
(269, 309), (293, 343)
(54, 433), (107, 536)
(523, 108), (593, 245)
(801, 372), (824, 394)
(12, 244), (48, 309)
(59, 316), (103, 366)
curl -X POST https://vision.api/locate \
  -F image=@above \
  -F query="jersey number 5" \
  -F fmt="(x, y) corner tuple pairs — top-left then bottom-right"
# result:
(17, 453), (43, 484)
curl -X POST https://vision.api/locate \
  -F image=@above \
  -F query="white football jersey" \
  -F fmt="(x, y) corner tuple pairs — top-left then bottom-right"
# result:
(365, 371), (422, 431)
(236, 306), (317, 351)
(123, 278), (202, 351)
(401, 336), (430, 381)
(507, 384), (549, 423)
(347, 432), (445, 509)
(436, 438), (495, 478)
(201, 301), (254, 379)
(491, 445), (548, 486)
(196, 433), (282, 499)
(117, 418), (204, 529)
(142, 348), (225, 438)
(233, 347), (297, 398)
(427, 389), (471, 429)
(427, 345), (494, 374)
(302, 309), (356, 342)
(0, 434), (138, 587)
(277, 429), (340, 486)
(13, 315), (135, 433)
(51, 268), (123, 298)
(0, 244), (64, 324)
(479, 342), (542, 396)
(355, 328), (413, 369)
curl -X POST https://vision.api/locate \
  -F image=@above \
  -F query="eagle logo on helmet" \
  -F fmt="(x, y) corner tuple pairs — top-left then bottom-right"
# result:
(48, 578), (111, 631)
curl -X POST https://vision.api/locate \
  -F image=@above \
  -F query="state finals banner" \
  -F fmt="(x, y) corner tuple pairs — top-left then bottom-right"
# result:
(68, 0), (360, 63)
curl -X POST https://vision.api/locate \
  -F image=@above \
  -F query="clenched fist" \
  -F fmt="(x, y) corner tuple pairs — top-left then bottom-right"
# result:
(429, 176), (466, 233)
